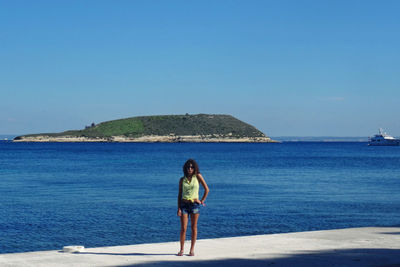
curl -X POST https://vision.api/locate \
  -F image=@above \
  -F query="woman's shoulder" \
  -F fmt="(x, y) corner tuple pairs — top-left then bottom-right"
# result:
(195, 173), (204, 180)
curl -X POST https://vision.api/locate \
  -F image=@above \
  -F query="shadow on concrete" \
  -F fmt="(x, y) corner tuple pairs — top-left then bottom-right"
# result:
(114, 248), (400, 267)
(380, 232), (400, 235)
(69, 252), (175, 256)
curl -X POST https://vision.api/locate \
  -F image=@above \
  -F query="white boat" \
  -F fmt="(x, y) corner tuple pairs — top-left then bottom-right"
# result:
(368, 128), (400, 146)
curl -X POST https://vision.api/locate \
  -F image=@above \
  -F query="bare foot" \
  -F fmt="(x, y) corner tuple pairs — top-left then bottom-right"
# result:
(189, 251), (195, 256)
(177, 251), (184, 256)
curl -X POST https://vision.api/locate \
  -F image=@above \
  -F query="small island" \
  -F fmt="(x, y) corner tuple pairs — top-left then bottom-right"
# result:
(13, 114), (277, 143)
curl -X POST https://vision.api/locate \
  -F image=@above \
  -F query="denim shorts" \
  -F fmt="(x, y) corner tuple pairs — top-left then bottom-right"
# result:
(180, 201), (200, 215)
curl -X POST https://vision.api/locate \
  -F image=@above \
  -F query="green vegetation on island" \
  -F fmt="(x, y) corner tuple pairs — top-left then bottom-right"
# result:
(14, 114), (273, 142)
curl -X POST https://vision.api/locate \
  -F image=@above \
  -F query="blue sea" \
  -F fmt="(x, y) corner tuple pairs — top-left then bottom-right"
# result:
(1, 141), (400, 254)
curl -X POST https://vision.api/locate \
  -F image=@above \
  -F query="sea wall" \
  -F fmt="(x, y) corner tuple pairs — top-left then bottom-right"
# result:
(13, 135), (277, 143)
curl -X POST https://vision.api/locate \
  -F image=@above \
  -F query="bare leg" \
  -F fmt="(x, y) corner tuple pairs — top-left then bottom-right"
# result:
(179, 214), (188, 255)
(189, 213), (199, 256)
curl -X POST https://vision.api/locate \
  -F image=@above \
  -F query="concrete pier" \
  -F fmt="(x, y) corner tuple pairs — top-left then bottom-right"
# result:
(1, 227), (400, 266)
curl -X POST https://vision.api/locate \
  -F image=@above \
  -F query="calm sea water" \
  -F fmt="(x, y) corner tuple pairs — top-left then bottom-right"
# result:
(1, 141), (400, 254)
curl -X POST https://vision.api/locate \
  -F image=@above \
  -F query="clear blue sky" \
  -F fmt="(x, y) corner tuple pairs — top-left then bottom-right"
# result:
(1, 0), (399, 136)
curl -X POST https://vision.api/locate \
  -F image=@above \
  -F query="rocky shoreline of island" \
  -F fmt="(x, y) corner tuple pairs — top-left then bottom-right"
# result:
(13, 134), (277, 143)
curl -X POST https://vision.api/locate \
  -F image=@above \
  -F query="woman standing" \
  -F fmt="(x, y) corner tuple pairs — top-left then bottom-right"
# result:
(177, 159), (209, 256)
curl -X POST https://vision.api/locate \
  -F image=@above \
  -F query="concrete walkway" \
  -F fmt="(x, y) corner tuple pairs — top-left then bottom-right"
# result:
(1, 227), (400, 266)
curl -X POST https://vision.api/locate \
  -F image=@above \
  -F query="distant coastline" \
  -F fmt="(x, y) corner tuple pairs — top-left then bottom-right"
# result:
(1, 135), (373, 143)
(271, 136), (369, 142)
(0, 135), (15, 141)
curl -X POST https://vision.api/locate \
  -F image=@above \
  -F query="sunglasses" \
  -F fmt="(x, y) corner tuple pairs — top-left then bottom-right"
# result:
(187, 165), (194, 169)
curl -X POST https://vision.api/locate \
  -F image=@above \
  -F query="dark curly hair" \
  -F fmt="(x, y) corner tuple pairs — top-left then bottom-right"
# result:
(183, 159), (200, 177)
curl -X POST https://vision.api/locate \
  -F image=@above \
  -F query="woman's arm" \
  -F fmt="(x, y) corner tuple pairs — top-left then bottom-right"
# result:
(197, 173), (209, 204)
(177, 178), (183, 216)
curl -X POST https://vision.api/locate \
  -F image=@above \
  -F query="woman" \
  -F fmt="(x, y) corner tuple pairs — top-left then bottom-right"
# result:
(177, 159), (209, 256)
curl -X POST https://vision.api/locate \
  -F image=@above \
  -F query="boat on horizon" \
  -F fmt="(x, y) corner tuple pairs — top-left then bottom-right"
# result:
(368, 128), (400, 146)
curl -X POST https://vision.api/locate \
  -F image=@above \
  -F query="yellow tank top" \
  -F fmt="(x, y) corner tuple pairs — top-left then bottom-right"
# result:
(182, 175), (199, 201)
